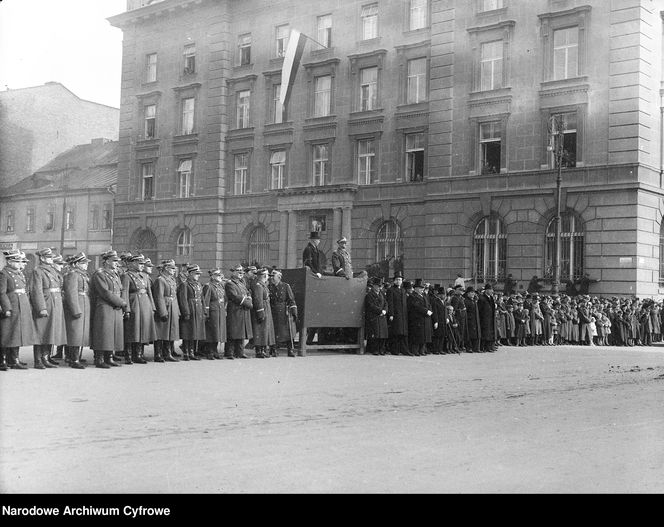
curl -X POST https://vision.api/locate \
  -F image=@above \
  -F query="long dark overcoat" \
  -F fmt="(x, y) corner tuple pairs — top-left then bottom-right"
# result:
(203, 280), (227, 343)
(178, 279), (206, 340)
(364, 289), (388, 339)
(269, 281), (297, 344)
(477, 292), (496, 341)
(0, 267), (35, 347)
(225, 278), (253, 340)
(152, 273), (180, 341)
(30, 264), (67, 346)
(302, 242), (324, 274)
(122, 270), (156, 343)
(431, 295), (446, 338)
(251, 280), (276, 347)
(407, 292), (431, 345)
(63, 268), (91, 347)
(464, 296), (481, 341)
(90, 268), (125, 351)
(386, 285), (408, 337)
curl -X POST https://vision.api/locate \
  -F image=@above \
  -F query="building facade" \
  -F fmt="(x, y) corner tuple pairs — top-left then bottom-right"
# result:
(0, 82), (119, 189)
(109, 0), (664, 297)
(0, 139), (118, 271)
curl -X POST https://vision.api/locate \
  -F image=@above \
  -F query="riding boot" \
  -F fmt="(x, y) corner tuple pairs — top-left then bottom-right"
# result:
(287, 348), (295, 357)
(42, 346), (57, 368)
(10, 348), (27, 369)
(52, 345), (64, 360)
(172, 342), (182, 357)
(95, 350), (110, 369)
(211, 343), (222, 360)
(163, 341), (179, 362)
(70, 347), (85, 369)
(190, 341), (201, 361)
(63, 346), (71, 365)
(154, 341), (164, 363)
(34, 346), (45, 370)
(135, 343), (147, 364)
(104, 351), (120, 367)
(181, 341), (190, 361)
(125, 343), (134, 364)
(206, 343), (216, 360)
(270, 346), (278, 358)
(0, 349), (7, 371)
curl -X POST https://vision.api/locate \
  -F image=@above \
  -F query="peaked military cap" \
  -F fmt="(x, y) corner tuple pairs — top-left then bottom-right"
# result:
(209, 268), (222, 276)
(70, 252), (91, 264)
(102, 250), (121, 261)
(160, 259), (176, 269)
(230, 264), (244, 272)
(337, 237), (347, 244)
(36, 247), (54, 258)
(187, 264), (201, 274)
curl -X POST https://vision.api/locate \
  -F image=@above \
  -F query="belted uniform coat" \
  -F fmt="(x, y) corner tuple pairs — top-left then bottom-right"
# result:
(251, 280), (276, 347)
(30, 264), (66, 346)
(203, 280), (227, 343)
(152, 273), (180, 341)
(63, 268), (91, 347)
(0, 267), (35, 347)
(90, 268), (126, 351)
(178, 278), (206, 340)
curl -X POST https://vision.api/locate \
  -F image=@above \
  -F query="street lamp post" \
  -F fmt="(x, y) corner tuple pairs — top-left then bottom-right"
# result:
(549, 115), (565, 296)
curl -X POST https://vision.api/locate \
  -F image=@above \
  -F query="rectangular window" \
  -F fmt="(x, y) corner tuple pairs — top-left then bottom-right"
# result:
(236, 90), (250, 129)
(553, 27), (578, 80)
(6, 210), (14, 232)
(270, 150), (286, 189)
(551, 112), (577, 168)
(234, 153), (249, 195)
(360, 67), (378, 111)
(89, 206), (99, 231)
(276, 24), (289, 58)
(409, 0), (428, 31)
(313, 144), (329, 186)
(144, 104), (156, 139)
(480, 122), (501, 174)
(238, 34), (251, 65)
(65, 208), (74, 230)
(314, 75), (331, 117)
(406, 133), (425, 182)
(317, 14), (332, 49)
(142, 162), (155, 201)
(480, 0), (504, 12)
(146, 53), (157, 83)
(181, 97), (195, 135)
(26, 208), (35, 232)
(358, 139), (376, 185)
(361, 4), (378, 40)
(45, 210), (55, 231)
(102, 205), (112, 230)
(178, 159), (193, 198)
(480, 40), (503, 91)
(183, 44), (196, 74)
(273, 84), (284, 123)
(407, 58), (427, 104)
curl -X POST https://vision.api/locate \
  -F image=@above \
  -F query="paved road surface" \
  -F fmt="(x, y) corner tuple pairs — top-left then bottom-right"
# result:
(1, 345), (663, 493)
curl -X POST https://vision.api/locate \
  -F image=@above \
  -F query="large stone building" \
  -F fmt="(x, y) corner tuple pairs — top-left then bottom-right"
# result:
(0, 82), (119, 189)
(0, 139), (118, 271)
(108, 0), (664, 296)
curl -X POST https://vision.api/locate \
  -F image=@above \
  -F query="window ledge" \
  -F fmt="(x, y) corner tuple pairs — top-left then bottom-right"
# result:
(540, 76), (589, 90)
(233, 64), (254, 73)
(358, 37), (382, 47)
(403, 27), (430, 37)
(136, 138), (160, 150)
(304, 115), (337, 129)
(173, 133), (199, 145)
(310, 47), (335, 58)
(228, 127), (255, 139)
(477, 7), (508, 18)
(264, 122), (294, 135)
(269, 57), (285, 67)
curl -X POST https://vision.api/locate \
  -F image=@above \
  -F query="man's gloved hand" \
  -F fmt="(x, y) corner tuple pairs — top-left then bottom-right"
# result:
(38, 309), (48, 318)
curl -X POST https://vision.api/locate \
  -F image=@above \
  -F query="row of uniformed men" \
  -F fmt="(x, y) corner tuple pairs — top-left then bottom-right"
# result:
(0, 248), (299, 370)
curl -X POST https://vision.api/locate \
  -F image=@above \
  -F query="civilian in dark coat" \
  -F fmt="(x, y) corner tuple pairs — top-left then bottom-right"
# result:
(407, 279), (432, 356)
(450, 285), (467, 351)
(152, 259), (180, 362)
(302, 231), (324, 275)
(225, 265), (253, 358)
(365, 277), (389, 355)
(463, 286), (481, 353)
(178, 264), (206, 361)
(269, 270), (298, 357)
(386, 272), (408, 355)
(430, 286), (446, 354)
(0, 250), (33, 370)
(203, 268), (227, 360)
(503, 274), (517, 296)
(62, 252), (91, 369)
(250, 268), (276, 359)
(477, 283), (497, 352)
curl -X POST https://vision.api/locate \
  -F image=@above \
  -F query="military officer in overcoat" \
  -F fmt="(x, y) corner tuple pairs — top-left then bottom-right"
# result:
(268, 269), (298, 357)
(332, 236), (353, 279)
(250, 268), (276, 359)
(122, 254), (156, 364)
(30, 247), (67, 369)
(177, 264), (206, 361)
(365, 277), (389, 355)
(225, 265), (252, 359)
(202, 268), (227, 360)
(152, 259), (180, 362)
(386, 271), (408, 356)
(62, 252), (92, 369)
(0, 250), (32, 370)
(90, 250), (127, 368)
(407, 278), (433, 356)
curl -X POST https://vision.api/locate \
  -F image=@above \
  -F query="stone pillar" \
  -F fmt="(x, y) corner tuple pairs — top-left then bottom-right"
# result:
(342, 207), (352, 245)
(279, 211), (288, 269)
(287, 210), (298, 268)
(332, 208), (342, 245)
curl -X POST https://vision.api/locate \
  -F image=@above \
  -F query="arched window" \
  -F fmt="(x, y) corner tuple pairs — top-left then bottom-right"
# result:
(376, 220), (403, 262)
(131, 228), (159, 265)
(248, 225), (269, 266)
(544, 212), (584, 281)
(474, 216), (507, 282)
(176, 229), (193, 257)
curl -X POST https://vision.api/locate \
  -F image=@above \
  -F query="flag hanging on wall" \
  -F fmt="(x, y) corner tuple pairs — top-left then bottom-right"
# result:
(279, 29), (308, 110)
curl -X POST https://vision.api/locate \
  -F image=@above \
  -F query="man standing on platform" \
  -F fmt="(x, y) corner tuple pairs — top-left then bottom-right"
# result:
(225, 265), (253, 359)
(332, 237), (353, 279)
(302, 231), (324, 278)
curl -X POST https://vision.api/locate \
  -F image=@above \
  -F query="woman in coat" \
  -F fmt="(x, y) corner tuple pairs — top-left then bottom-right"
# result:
(152, 259), (180, 362)
(250, 268), (276, 359)
(364, 277), (389, 355)
(0, 250), (33, 370)
(203, 268), (227, 360)
(62, 252), (91, 369)
(177, 264), (206, 360)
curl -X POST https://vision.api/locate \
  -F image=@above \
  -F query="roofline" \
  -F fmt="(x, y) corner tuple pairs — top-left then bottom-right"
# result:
(108, 0), (210, 28)
(0, 82), (119, 111)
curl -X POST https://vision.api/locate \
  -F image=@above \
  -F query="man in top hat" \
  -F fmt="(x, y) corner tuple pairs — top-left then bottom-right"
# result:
(152, 259), (180, 362)
(62, 252), (92, 369)
(177, 264), (206, 361)
(122, 254), (156, 364)
(450, 284), (467, 352)
(464, 286), (481, 353)
(0, 250), (33, 370)
(302, 231), (324, 278)
(477, 283), (497, 352)
(250, 268), (276, 359)
(365, 277), (389, 355)
(225, 265), (253, 359)
(30, 247), (67, 369)
(386, 271), (408, 356)
(406, 278), (433, 356)
(332, 236), (353, 279)
(202, 268), (227, 360)
(89, 250), (127, 368)
(269, 269), (298, 357)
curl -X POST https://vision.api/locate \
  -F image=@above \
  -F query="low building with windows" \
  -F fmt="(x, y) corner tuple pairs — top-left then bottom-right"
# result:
(0, 139), (118, 271)
(108, 0), (664, 296)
